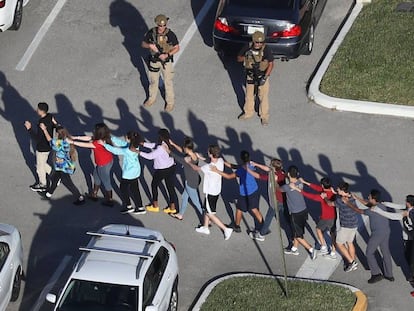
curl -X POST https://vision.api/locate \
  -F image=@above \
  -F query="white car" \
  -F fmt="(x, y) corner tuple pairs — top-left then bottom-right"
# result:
(46, 224), (179, 311)
(0, 223), (24, 311)
(0, 0), (29, 32)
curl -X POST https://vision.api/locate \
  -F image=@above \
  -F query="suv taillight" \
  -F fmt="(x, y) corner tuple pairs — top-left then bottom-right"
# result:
(214, 18), (239, 35)
(271, 24), (301, 38)
(0, 0), (6, 9)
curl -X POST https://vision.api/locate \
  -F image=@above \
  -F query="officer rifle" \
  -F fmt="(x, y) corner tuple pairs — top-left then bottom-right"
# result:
(149, 31), (171, 69)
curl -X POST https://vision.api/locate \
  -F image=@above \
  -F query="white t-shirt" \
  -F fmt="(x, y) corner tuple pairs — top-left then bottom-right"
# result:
(200, 158), (224, 196)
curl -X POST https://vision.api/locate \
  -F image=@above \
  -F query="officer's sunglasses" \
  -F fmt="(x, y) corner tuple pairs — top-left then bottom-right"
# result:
(157, 24), (167, 28)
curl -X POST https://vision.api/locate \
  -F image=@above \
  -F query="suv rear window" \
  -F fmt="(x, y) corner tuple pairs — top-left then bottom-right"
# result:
(57, 279), (138, 311)
(229, 0), (294, 9)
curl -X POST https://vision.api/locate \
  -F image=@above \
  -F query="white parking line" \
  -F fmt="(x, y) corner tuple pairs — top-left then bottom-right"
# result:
(30, 255), (72, 311)
(174, 0), (215, 64)
(16, 0), (68, 71)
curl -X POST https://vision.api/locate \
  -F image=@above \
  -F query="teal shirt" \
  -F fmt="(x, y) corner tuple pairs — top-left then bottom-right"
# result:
(104, 136), (141, 179)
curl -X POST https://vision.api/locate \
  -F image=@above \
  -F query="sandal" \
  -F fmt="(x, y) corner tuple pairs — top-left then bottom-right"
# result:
(170, 213), (183, 221)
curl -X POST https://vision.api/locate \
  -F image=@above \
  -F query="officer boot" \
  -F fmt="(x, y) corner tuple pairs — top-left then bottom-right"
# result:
(102, 190), (114, 207)
(164, 103), (174, 112)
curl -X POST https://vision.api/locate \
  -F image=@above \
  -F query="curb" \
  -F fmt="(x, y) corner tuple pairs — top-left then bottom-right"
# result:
(308, 0), (414, 119)
(191, 273), (368, 311)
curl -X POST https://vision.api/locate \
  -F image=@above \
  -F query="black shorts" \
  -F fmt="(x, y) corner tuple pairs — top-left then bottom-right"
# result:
(203, 194), (219, 214)
(291, 209), (308, 238)
(236, 191), (259, 212)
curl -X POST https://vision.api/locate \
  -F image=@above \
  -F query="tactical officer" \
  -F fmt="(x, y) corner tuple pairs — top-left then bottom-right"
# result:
(237, 31), (274, 126)
(142, 14), (180, 112)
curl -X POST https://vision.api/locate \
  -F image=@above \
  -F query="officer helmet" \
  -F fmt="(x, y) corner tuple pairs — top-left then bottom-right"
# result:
(154, 14), (169, 26)
(252, 31), (265, 43)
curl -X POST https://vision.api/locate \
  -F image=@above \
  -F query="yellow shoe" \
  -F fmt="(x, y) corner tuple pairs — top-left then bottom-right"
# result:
(146, 204), (160, 212)
(163, 207), (176, 214)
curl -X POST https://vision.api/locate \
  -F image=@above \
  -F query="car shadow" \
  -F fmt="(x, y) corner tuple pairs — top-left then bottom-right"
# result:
(19, 195), (144, 311)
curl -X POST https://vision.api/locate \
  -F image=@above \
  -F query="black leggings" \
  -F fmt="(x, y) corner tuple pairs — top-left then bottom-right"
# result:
(48, 170), (81, 198)
(120, 177), (143, 207)
(151, 165), (177, 205)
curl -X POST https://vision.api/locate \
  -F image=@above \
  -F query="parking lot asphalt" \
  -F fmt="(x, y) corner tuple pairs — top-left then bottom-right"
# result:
(1, 0), (413, 310)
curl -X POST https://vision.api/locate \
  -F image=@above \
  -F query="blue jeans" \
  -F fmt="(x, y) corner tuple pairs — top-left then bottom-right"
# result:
(260, 202), (293, 240)
(93, 161), (113, 191)
(180, 181), (202, 219)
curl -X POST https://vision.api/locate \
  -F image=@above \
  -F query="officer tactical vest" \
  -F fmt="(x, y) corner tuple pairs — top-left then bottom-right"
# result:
(244, 44), (269, 77)
(151, 28), (173, 54)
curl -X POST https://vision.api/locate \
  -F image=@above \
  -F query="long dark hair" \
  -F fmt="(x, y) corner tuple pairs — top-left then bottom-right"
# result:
(126, 131), (143, 148)
(92, 123), (112, 144)
(157, 128), (172, 149)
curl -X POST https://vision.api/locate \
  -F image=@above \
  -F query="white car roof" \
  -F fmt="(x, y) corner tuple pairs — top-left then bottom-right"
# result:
(72, 224), (166, 286)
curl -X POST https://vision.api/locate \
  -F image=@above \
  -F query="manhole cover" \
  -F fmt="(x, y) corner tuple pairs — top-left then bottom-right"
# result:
(396, 2), (414, 12)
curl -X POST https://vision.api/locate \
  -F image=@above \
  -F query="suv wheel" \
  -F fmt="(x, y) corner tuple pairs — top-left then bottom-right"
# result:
(303, 23), (314, 55)
(10, 0), (23, 31)
(11, 267), (22, 301)
(167, 279), (178, 311)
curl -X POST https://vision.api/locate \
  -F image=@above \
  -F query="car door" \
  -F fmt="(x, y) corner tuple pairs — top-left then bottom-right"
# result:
(0, 242), (12, 310)
(142, 247), (170, 311)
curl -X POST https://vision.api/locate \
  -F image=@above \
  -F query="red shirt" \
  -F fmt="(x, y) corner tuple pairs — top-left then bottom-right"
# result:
(302, 183), (336, 220)
(92, 140), (113, 166)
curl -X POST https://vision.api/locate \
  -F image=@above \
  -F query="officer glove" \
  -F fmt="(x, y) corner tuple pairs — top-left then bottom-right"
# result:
(259, 76), (267, 86)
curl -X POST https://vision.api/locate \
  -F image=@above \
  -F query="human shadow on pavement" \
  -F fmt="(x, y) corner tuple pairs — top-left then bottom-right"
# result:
(218, 53), (246, 112)
(19, 195), (144, 311)
(0, 71), (38, 181)
(109, 0), (149, 97)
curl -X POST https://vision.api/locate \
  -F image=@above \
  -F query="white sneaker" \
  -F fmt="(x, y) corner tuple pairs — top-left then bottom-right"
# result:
(323, 252), (337, 260)
(319, 246), (329, 255)
(249, 231), (265, 242)
(224, 228), (233, 240)
(195, 226), (210, 235)
(284, 248), (299, 256)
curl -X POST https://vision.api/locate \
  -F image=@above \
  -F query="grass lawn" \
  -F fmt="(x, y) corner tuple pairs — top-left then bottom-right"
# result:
(320, 0), (414, 105)
(200, 276), (356, 311)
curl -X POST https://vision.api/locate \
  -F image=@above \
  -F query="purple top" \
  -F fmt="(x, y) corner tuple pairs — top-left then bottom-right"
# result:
(140, 142), (174, 169)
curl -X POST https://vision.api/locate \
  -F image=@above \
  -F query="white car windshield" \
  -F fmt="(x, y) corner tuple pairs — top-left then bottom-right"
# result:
(57, 279), (138, 311)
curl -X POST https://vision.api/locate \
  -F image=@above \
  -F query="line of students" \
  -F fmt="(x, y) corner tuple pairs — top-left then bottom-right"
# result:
(25, 107), (414, 281)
